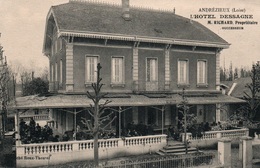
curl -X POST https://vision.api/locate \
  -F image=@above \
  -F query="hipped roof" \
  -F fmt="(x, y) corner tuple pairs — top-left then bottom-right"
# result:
(12, 94), (245, 110)
(43, 1), (229, 53)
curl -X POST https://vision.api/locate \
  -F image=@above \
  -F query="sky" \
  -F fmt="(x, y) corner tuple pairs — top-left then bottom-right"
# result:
(0, 0), (260, 75)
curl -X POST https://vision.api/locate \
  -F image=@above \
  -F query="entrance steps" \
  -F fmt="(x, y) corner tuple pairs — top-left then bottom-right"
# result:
(157, 143), (201, 155)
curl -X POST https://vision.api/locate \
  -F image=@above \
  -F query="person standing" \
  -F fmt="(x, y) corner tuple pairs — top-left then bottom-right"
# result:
(29, 117), (36, 136)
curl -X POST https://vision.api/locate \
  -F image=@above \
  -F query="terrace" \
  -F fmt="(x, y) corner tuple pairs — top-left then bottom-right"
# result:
(15, 126), (250, 167)
(16, 135), (167, 167)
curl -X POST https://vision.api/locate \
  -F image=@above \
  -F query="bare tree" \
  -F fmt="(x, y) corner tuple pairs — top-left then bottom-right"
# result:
(177, 89), (196, 154)
(40, 66), (49, 82)
(86, 63), (116, 167)
(243, 62), (260, 120)
(0, 46), (11, 135)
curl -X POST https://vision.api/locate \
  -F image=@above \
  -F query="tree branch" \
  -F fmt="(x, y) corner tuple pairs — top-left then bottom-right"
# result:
(100, 116), (117, 130)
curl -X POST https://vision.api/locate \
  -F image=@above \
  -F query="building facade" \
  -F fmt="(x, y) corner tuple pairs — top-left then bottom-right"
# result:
(16, 0), (244, 135)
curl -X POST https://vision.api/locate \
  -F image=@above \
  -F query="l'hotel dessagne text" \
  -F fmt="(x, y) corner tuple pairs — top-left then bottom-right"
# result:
(189, 8), (258, 30)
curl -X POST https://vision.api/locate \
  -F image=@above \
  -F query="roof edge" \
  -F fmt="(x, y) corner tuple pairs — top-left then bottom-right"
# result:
(59, 30), (230, 49)
(228, 83), (237, 96)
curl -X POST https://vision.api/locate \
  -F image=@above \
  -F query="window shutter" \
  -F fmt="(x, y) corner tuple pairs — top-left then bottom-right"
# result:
(118, 58), (123, 82)
(93, 57), (97, 82)
(112, 57), (123, 83)
(197, 60), (206, 84)
(178, 60), (187, 83)
(85, 56), (98, 83)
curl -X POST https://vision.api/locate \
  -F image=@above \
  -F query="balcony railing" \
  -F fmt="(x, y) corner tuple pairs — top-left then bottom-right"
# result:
(20, 114), (50, 121)
(20, 114), (50, 122)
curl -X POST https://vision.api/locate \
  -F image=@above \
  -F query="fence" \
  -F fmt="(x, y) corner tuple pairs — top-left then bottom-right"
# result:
(74, 153), (215, 168)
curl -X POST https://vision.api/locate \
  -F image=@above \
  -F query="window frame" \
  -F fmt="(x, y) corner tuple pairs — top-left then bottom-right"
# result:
(52, 27), (57, 55)
(146, 57), (158, 82)
(60, 59), (63, 84)
(197, 59), (208, 87)
(58, 38), (63, 51)
(177, 59), (189, 86)
(111, 56), (125, 87)
(55, 62), (58, 82)
(85, 55), (99, 85)
(51, 64), (54, 82)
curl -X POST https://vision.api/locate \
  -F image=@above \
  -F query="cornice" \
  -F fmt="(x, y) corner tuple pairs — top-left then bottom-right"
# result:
(58, 30), (230, 49)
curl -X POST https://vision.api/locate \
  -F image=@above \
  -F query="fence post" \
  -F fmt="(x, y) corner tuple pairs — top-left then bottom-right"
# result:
(242, 136), (252, 168)
(239, 136), (251, 162)
(218, 138), (231, 168)
(239, 137), (244, 164)
(245, 128), (249, 136)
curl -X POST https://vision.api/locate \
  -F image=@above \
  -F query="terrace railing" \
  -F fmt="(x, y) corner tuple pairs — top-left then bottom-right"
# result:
(16, 135), (167, 167)
(20, 114), (50, 121)
(124, 135), (163, 146)
(181, 128), (249, 147)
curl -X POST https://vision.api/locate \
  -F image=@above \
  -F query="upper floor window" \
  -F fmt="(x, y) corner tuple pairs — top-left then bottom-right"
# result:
(197, 60), (207, 84)
(52, 27), (57, 56)
(146, 58), (158, 82)
(51, 64), (54, 82)
(51, 27), (63, 56)
(178, 59), (189, 84)
(85, 56), (98, 83)
(57, 38), (62, 51)
(60, 59), (63, 83)
(111, 56), (124, 84)
(55, 62), (58, 82)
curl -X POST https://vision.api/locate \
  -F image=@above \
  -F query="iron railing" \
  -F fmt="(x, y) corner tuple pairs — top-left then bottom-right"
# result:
(69, 153), (215, 168)
(103, 153), (214, 168)
(38, 153), (214, 168)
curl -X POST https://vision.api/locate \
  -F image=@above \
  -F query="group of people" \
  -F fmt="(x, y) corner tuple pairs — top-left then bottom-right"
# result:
(60, 128), (117, 141)
(168, 122), (218, 139)
(168, 125), (180, 140)
(19, 118), (228, 143)
(122, 121), (154, 137)
(19, 118), (59, 144)
(187, 122), (225, 138)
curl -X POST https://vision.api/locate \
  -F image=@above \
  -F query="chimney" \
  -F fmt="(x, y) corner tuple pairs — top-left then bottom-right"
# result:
(122, 0), (130, 20)
(32, 71), (34, 79)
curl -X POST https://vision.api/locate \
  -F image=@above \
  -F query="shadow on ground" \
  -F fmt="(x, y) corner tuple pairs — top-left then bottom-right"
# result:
(0, 136), (16, 168)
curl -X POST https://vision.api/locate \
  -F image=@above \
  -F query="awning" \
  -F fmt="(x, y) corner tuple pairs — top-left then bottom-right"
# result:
(186, 94), (246, 104)
(12, 94), (176, 109)
(11, 93), (245, 110)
